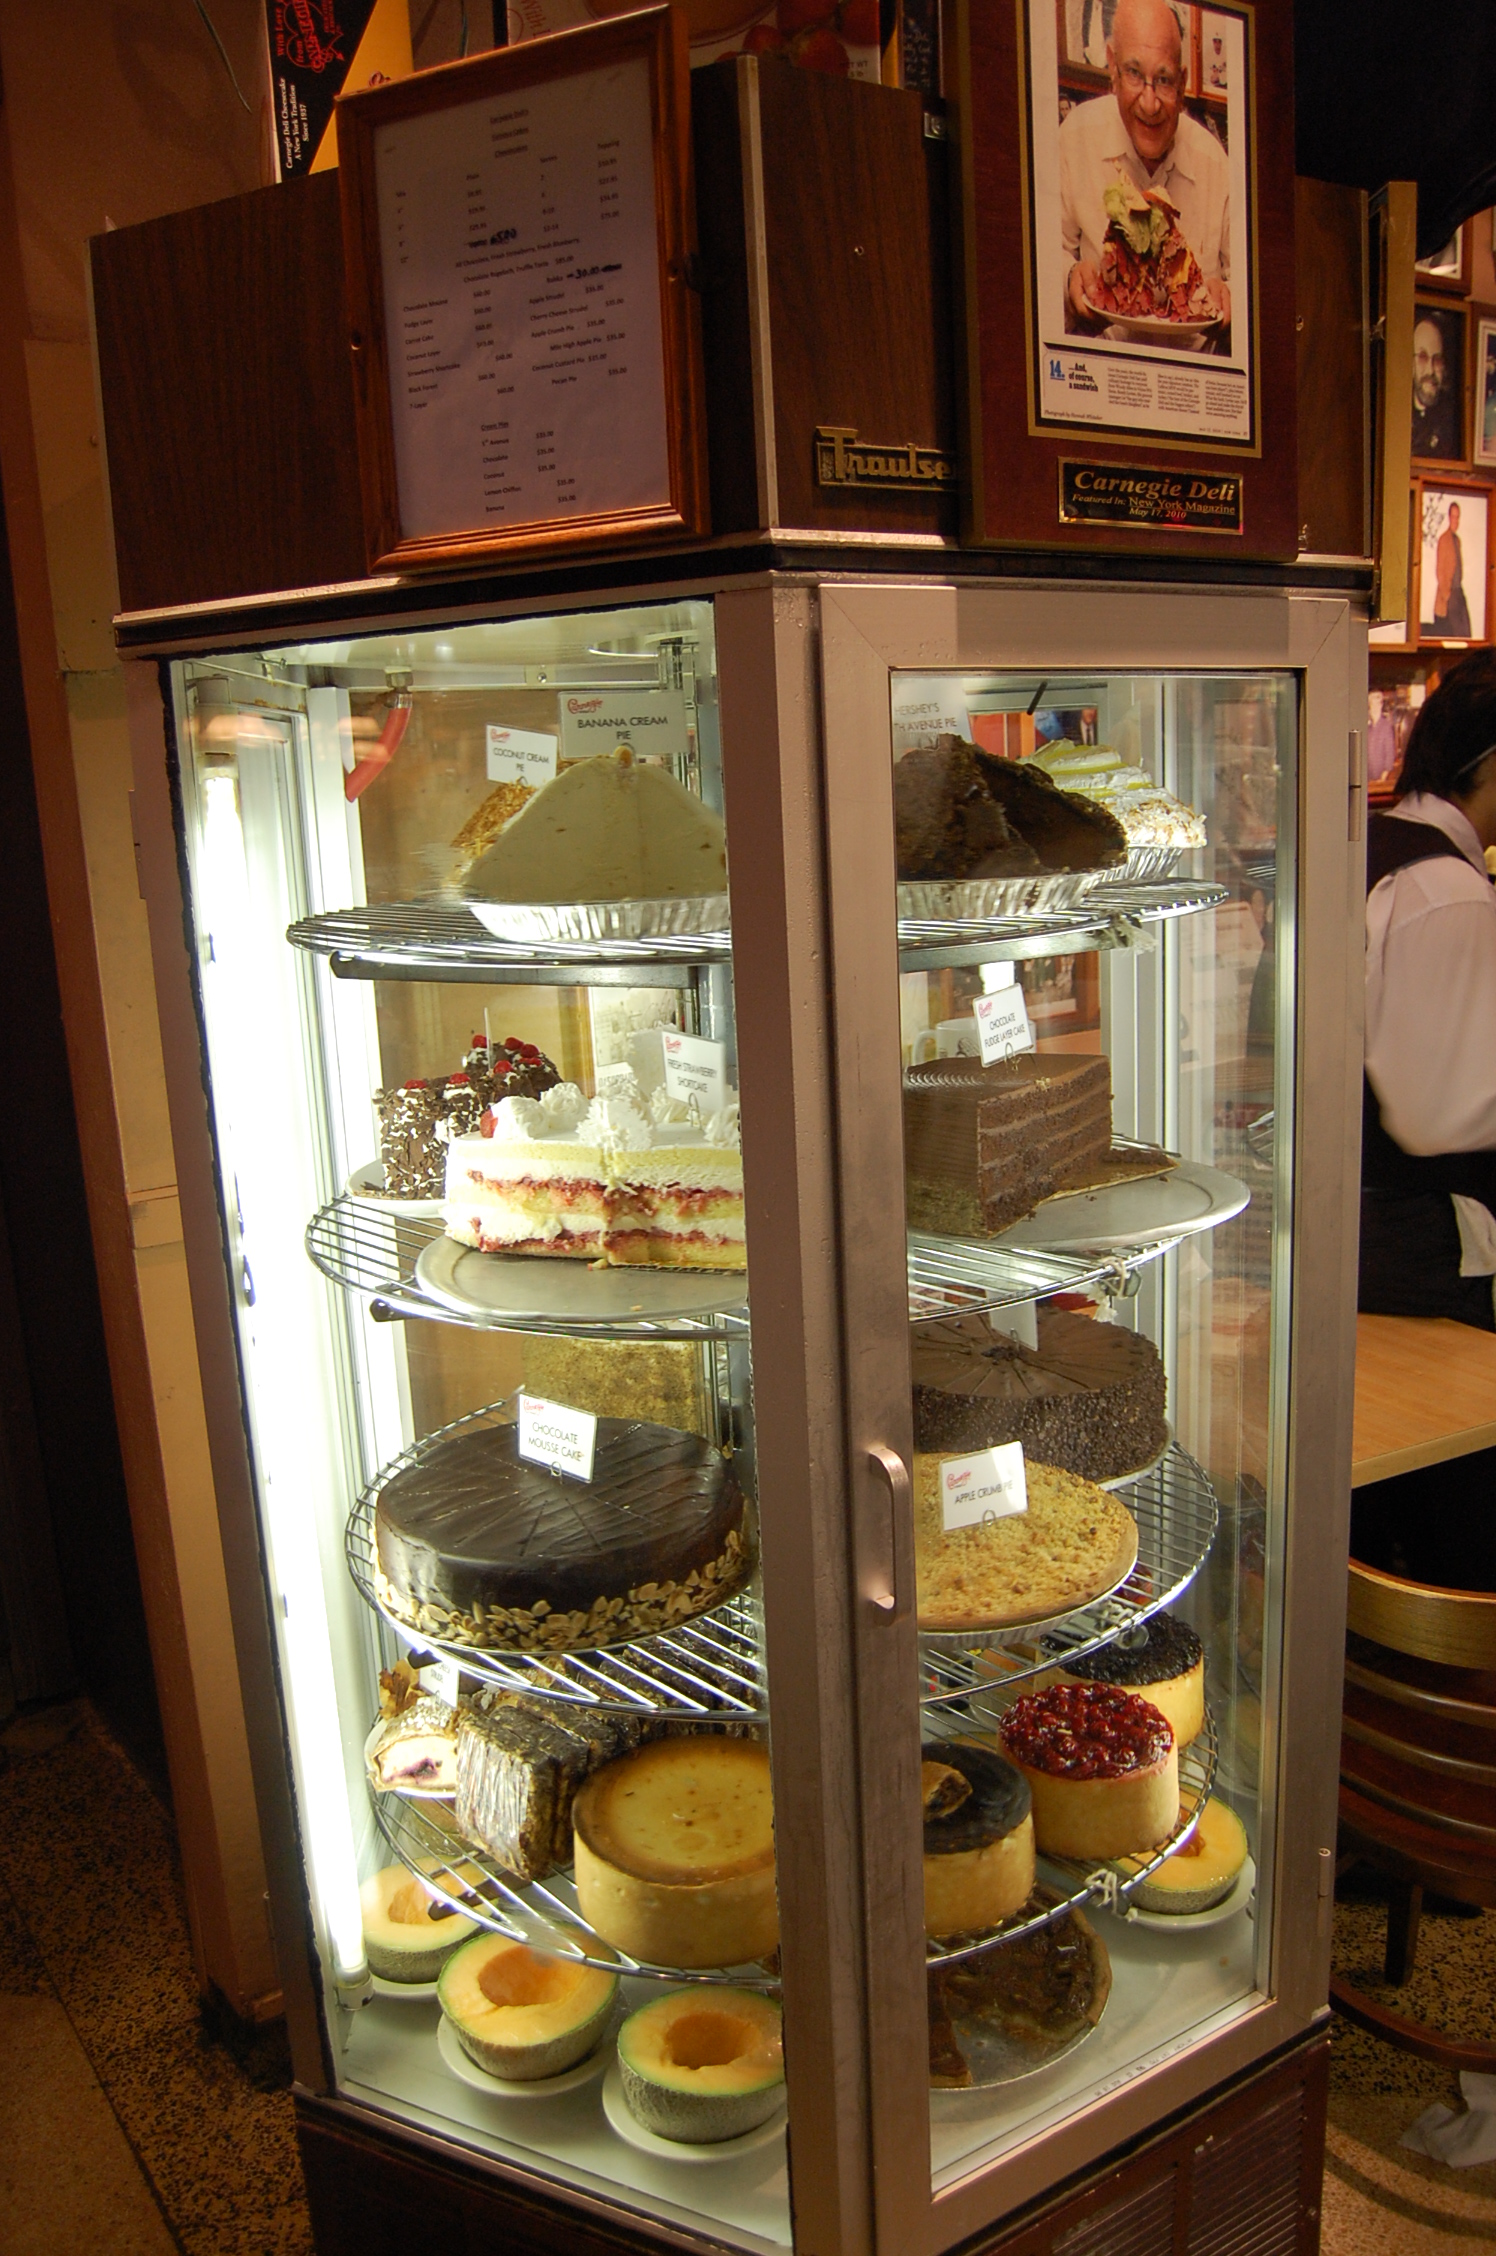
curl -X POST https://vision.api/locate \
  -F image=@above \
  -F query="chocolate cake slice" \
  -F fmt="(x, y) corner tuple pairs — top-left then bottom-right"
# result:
(912, 1307), (1167, 1483)
(894, 742), (1041, 880)
(904, 1054), (1112, 1235)
(374, 1417), (749, 1654)
(969, 746), (1128, 873)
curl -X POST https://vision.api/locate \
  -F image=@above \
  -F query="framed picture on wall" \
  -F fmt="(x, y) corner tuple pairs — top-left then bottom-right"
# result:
(1473, 311), (1496, 469)
(1415, 224), (1469, 295)
(334, 9), (707, 572)
(1411, 300), (1467, 463)
(1417, 481), (1490, 644)
(1366, 676), (1427, 797)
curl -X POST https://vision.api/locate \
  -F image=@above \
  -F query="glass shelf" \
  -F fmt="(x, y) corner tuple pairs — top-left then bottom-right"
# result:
(285, 880), (1229, 986)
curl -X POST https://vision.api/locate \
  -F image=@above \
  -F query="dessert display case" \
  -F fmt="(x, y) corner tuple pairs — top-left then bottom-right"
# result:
(127, 567), (1360, 2255)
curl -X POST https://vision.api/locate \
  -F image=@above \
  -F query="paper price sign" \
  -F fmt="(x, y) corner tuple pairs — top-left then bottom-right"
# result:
(517, 1394), (597, 1483)
(662, 1030), (727, 1115)
(975, 983), (1035, 1066)
(486, 725), (558, 787)
(559, 689), (689, 764)
(420, 1656), (461, 1705)
(940, 1442), (1028, 1532)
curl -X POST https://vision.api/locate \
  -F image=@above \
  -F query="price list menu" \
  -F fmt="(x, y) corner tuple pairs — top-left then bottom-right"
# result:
(374, 56), (671, 539)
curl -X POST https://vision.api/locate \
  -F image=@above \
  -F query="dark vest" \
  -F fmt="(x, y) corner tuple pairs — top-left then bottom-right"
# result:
(1363, 810), (1496, 1210)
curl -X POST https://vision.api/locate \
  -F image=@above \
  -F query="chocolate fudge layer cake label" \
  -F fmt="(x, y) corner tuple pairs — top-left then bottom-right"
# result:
(940, 1442), (1028, 1531)
(518, 1393), (597, 1482)
(975, 985), (1035, 1066)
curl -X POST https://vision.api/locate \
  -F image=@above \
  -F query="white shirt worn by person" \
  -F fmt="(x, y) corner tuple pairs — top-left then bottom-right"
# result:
(1365, 793), (1496, 1275)
(1058, 93), (1231, 284)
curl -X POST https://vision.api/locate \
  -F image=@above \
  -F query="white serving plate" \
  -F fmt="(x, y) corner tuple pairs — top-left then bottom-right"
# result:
(345, 1161), (443, 1217)
(465, 894), (729, 945)
(1123, 1857), (1256, 1934)
(1080, 299), (1223, 345)
(930, 1910), (1111, 2092)
(371, 1973), (441, 2002)
(996, 1160), (1249, 1254)
(601, 2061), (786, 2161)
(415, 1236), (747, 1326)
(437, 2013), (613, 2098)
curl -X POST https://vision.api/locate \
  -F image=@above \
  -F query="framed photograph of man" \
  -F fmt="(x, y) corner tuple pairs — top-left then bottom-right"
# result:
(945, 0), (1298, 552)
(1417, 483), (1489, 645)
(1027, 0), (1254, 448)
(1411, 302), (1467, 463)
(1473, 313), (1496, 469)
(1415, 225), (1469, 296)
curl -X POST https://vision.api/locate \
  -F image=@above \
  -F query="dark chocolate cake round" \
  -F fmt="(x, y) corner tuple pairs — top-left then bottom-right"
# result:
(912, 1307), (1166, 1484)
(374, 1417), (749, 1653)
(1046, 1612), (1202, 1689)
(921, 1741), (1031, 1857)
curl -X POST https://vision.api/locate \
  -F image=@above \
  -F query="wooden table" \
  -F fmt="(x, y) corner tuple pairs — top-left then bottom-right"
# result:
(1353, 1313), (1496, 1486)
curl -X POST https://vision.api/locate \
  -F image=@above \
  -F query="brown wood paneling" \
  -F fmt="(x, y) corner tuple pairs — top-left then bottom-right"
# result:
(757, 61), (956, 535)
(90, 174), (365, 614)
(1296, 178), (1368, 559)
(691, 61), (759, 532)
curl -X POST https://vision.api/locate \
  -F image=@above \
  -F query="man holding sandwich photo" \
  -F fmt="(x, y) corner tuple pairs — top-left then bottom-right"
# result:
(1059, 0), (1230, 346)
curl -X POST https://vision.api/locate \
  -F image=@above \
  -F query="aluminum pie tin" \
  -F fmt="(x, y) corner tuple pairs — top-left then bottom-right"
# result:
(928, 1896), (1112, 2093)
(463, 893), (730, 944)
(1083, 845), (1186, 887)
(896, 872), (1099, 921)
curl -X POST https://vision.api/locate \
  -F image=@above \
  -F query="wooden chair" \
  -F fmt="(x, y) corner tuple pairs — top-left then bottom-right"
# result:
(1334, 1558), (1496, 2070)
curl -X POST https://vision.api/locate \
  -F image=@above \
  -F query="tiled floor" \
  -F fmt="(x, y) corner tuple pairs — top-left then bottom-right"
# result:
(0, 1699), (311, 2255)
(6, 1699), (1496, 2252)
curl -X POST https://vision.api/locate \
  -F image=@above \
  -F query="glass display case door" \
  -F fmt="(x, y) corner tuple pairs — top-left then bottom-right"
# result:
(810, 580), (1362, 2254)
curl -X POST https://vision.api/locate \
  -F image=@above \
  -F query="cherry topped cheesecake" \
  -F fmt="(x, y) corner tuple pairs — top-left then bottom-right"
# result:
(998, 1681), (1179, 1861)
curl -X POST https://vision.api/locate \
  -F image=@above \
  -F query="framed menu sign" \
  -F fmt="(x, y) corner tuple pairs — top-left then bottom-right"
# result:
(944, 0), (1298, 557)
(335, 9), (707, 571)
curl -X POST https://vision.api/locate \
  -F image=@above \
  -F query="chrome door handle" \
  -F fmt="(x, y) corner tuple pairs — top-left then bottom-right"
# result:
(865, 1444), (914, 1624)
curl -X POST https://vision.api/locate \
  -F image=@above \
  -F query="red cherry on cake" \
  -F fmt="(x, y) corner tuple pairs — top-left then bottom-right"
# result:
(479, 1107), (499, 1140)
(998, 1681), (1179, 1862)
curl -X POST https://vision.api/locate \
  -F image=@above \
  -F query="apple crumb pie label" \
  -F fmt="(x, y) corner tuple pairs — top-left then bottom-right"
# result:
(974, 984), (1035, 1065)
(517, 1394), (597, 1482)
(1059, 460), (1243, 534)
(940, 1442), (1028, 1531)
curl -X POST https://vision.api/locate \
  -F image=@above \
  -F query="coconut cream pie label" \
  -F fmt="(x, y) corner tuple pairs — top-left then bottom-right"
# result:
(517, 1393), (597, 1483)
(940, 1440), (1028, 1530)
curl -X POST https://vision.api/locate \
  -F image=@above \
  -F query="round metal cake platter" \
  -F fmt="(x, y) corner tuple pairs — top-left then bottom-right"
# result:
(415, 1237), (748, 1328)
(994, 1161), (1249, 1255)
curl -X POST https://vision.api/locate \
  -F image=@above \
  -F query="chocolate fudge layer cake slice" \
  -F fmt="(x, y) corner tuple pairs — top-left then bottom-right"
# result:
(374, 1418), (749, 1654)
(904, 1054), (1112, 1235)
(913, 1307), (1166, 1484)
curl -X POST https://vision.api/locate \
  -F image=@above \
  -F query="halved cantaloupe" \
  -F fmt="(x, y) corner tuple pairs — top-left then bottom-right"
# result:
(361, 1863), (479, 1983)
(438, 1932), (618, 2080)
(617, 1987), (783, 2143)
(1131, 1797), (1248, 1915)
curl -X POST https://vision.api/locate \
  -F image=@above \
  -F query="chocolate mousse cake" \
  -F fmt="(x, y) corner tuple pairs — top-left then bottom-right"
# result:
(374, 1417), (750, 1654)
(912, 1308), (1167, 1483)
(904, 1054), (1113, 1236)
(895, 742), (1041, 881)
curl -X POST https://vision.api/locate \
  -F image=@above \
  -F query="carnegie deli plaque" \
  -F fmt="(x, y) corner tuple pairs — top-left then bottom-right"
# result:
(1058, 460), (1243, 534)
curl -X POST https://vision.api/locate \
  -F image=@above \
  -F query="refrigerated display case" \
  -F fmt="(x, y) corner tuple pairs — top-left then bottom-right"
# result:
(126, 567), (1361, 2255)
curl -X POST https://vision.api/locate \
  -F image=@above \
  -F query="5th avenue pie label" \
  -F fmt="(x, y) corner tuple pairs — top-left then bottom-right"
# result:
(1059, 461), (1243, 535)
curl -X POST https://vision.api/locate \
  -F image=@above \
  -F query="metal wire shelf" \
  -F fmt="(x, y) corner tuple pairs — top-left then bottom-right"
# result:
(917, 1442), (1219, 1707)
(369, 1779), (780, 1989)
(286, 882), (1227, 986)
(367, 1706), (1216, 1981)
(308, 1196), (1177, 1333)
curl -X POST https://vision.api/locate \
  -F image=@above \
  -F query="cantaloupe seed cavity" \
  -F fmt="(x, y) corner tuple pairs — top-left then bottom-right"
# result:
(478, 1949), (583, 2011)
(665, 2011), (751, 2071)
(387, 1880), (434, 1925)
